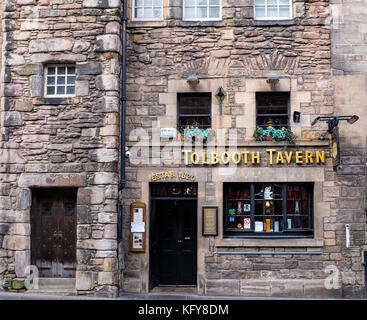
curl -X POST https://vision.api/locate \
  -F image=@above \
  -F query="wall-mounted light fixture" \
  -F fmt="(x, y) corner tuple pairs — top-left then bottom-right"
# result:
(311, 115), (359, 171)
(187, 75), (200, 86)
(293, 111), (301, 123)
(215, 86), (226, 115)
(266, 74), (279, 89)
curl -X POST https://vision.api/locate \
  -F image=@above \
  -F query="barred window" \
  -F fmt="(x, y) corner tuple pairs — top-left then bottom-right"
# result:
(224, 183), (313, 237)
(254, 0), (292, 20)
(183, 0), (221, 21)
(44, 65), (75, 97)
(132, 0), (163, 20)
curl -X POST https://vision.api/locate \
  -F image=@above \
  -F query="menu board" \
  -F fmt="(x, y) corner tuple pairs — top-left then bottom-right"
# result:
(203, 207), (218, 236)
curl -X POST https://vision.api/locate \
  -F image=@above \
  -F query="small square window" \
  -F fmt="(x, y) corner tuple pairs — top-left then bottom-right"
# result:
(44, 65), (76, 97)
(254, 0), (292, 20)
(178, 93), (211, 130)
(183, 0), (221, 20)
(132, 0), (163, 20)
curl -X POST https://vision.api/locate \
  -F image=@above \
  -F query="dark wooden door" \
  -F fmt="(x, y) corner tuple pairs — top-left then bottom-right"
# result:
(31, 189), (77, 278)
(153, 200), (197, 286)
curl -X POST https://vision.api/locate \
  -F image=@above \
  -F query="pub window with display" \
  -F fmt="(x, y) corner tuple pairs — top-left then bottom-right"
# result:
(223, 182), (313, 237)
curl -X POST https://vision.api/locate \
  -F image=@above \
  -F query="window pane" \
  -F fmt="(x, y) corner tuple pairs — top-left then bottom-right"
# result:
(66, 86), (75, 95)
(67, 76), (75, 85)
(267, 0), (277, 4)
(184, 7), (195, 18)
(209, 7), (220, 18)
(136, 0), (143, 6)
(153, 0), (161, 6)
(153, 8), (161, 18)
(135, 8), (144, 17)
(254, 6), (265, 18)
(197, 6), (207, 18)
(267, 6), (278, 17)
(198, 0), (207, 5)
(185, 0), (195, 6)
(279, 0), (289, 4)
(279, 6), (290, 18)
(144, 0), (152, 6)
(254, 0), (265, 4)
(47, 76), (55, 85)
(67, 67), (75, 75)
(47, 67), (56, 75)
(47, 86), (55, 95)
(57, 76), (65, 85)
(209, 0), (219, 5)
(58, 67), (66, 75)
(57, 86), (65, 95)
(144, 7), (153, 17)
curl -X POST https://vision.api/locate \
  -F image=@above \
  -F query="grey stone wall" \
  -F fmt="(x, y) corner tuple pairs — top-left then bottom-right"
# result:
(0, 0), (122, 297)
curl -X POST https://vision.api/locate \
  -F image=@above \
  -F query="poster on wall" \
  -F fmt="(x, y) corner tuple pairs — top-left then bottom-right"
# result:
(202, 207), (218, 236)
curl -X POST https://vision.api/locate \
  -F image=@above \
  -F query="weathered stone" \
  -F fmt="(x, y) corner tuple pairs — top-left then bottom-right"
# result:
(93, 96), (119, 113)
(29, 40), (47, 53)
(75, 271), (97, 291)
(95, 75), (119, 91)
(47, 38), (74, 52)
(15, 251), (31, 278)
(16, 189), (31, 210)
(15, 64), (43, 76)
(83, 0), (120, 8)
(77, 62), (102, 75)
(15, 99), (33, 112)
(3, 235), (30, 250)
(95, 35), (121, 52)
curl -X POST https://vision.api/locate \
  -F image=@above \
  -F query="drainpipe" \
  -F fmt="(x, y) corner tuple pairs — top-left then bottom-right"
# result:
(119, 0), (127, 191)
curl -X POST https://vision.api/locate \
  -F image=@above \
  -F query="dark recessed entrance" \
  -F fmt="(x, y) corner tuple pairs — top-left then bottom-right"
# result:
(150, 183), (197, 290)
(31, 188), (77, 278)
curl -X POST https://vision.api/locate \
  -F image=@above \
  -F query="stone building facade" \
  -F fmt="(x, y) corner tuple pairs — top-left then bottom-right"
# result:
(0, 0), (365, 299)
(120, 0), (367, 298)
(0, 0), (122, 297)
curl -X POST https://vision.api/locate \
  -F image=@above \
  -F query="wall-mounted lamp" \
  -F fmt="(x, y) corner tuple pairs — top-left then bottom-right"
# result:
(293, 111), (301, 123)
(266, 74), (280, 89)
(215, 86), (226, 115)
(187, 75), (200, 86)
(311, 115), (359, 171)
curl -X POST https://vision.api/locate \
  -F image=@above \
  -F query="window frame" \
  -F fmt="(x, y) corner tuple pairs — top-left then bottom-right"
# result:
(44, 64), (76, 98)
(256, 92), (290, 129)
(253, 0), (293, 21)
(183, 0), (222, 21)
(131, 0), (164, 21)
(223, 182), (314, 238)
(177, 92), (212, 130)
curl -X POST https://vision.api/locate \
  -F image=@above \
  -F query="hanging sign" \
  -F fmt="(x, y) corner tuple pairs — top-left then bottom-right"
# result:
(331, 127), (341, 171)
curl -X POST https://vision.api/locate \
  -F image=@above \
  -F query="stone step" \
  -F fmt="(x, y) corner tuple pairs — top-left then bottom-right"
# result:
(37, 278), (76, 290)
(25, 289), (77, 297)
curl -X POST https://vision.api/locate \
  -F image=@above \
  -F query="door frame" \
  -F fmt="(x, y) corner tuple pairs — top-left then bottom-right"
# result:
(149, 183), (198, 291)
(30, 187), (78, 278)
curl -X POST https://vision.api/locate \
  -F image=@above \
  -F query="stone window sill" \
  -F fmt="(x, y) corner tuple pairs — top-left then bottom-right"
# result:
(178, 20), (226, 27)
(215, 238), (324, 248)
(128, 21), (168, 28)
(33, 97), (81, 105)
(251, 19), (296, 26)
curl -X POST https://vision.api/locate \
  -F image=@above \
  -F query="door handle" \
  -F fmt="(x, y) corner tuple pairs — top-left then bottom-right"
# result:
(177, 240), (182, 243)
(185, 237), (191, 240)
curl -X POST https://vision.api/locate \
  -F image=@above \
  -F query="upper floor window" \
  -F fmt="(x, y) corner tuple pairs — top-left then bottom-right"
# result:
(254, 0), (292, 20)
(256, 92), (290, 129)
(132, 0), (163, 20)
(183, 0), (221, 21)
(44, 65), (75, 97)
(178, 93), (211, 130)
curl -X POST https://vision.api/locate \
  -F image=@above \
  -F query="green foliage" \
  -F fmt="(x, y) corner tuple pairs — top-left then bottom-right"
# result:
(253, 127), (297, 147)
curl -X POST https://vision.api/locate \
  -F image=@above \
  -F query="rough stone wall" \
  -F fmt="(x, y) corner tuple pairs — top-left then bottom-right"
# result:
(328, 0), (367, 298)
(120, 0), (366, 298)
(0, 0), (122, 297)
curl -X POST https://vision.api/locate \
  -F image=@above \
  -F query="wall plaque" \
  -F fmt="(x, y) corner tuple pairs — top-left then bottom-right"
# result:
(202, 207), (218, 236)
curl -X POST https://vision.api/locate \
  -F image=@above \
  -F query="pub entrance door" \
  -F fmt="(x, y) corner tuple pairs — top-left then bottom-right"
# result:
(150, 183), (197, 289)
(31, 188), (77, 278)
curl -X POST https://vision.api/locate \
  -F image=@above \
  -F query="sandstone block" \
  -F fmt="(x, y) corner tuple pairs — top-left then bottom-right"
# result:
(15, 250), (31, 278)
(29, 40), (47, 53)
(77, 62), (102, 75)
(95, 35), (121, 52)
(205, 279), (240, 295)
(93, 172), (118, 185)
(47, 38), (74, 52)
(16, 188), (31, 210)
(83, 0), (120, 8)
(98, 272), (117, 285)
(76, 271), (97, 291)
(96, 149), (118, 162)
(3, 235), (30, 250)
(93, 96), (119, 112)
(95, 75), (119, 91)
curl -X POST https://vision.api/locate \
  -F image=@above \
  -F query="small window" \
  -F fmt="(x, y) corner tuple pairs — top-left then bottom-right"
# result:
(178, 93), (211, 130)
(224, 183), (313, 237)
(254, 0), (292, 20)
(183, 0), (221, 21)
(256, 92), (290, 129)
(44, 65), (76, 97)
(132, 0), (163, 20)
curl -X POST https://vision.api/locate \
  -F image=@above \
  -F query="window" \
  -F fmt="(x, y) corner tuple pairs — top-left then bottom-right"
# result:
(178, 93), (211, 130)
(256, 92), (290, 129)
(183, 0), (221, 21)
(45, 65), (75, 97)
(254, 0), (292, 20)
(132, 0), (163, 20)
(224, 183), (313, 237)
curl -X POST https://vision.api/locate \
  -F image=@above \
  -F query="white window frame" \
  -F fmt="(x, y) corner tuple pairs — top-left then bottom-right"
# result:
(183, 0), (222, 21)
(132, 0), (164, 21)
(44, 65), (76, 98)
(254, 0), (293, 21)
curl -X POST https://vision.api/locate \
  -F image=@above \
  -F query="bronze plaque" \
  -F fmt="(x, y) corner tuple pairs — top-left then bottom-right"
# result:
(202, 207), (218, 236)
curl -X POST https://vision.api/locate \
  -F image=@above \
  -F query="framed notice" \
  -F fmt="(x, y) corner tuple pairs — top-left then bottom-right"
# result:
(202, 207), (218, 236)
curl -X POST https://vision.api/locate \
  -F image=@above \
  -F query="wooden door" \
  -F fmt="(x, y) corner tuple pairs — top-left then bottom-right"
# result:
(154, 199), (197, 285)
(31, 189), (77, 278)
